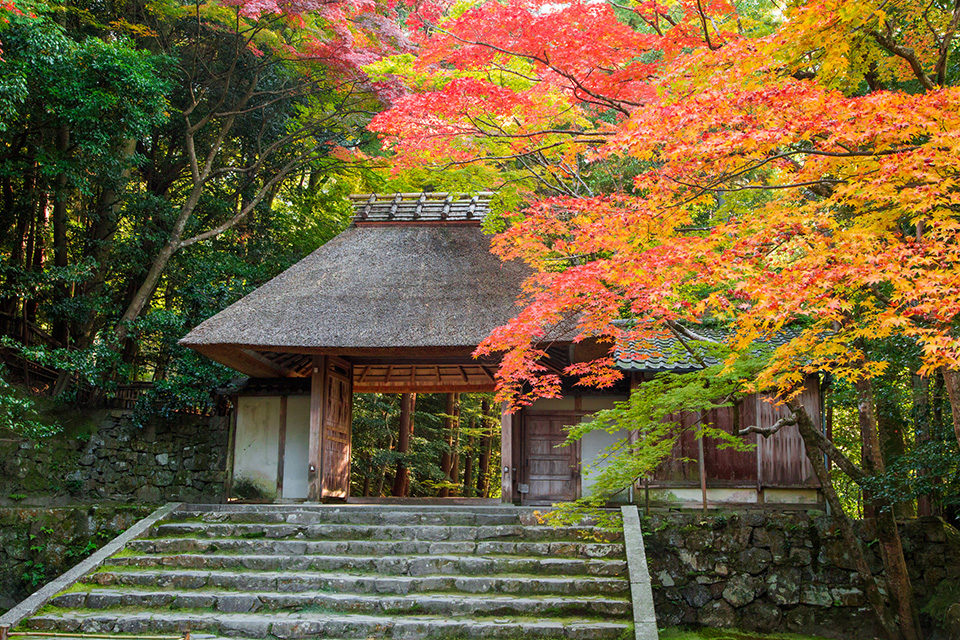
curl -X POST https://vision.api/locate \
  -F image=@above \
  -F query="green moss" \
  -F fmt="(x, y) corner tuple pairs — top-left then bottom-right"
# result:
(660, 628), (832, 640)
(921, 579), (960, 626)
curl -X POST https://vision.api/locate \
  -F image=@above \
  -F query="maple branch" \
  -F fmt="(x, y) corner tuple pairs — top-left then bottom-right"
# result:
(664, 319), (711, 368)
(418, 14), (637, 115)
(435, 140), (598, 167)
(788, 401), (867, 482)
(661, 144), (914, 210)
(668, 320), (723, 345)
(739, 413), (796, 437)
(668, 175), (843, 196)
(695, 0), (721, 50)
(489, 63), (542, 83)
(934, 0), (960, 85)
(868, 27), (936, 91)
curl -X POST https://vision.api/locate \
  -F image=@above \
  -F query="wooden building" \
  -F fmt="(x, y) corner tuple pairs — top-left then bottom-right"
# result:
(181, 193), (824, 507)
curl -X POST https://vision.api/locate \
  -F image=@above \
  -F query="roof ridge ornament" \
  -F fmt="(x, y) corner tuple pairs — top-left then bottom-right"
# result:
(414, 192), (427, 220)
(389, 192), (402, 220)
(442, 193), (453, 220)
(360, 193), (377, 221)
(348, 192), (495, 226)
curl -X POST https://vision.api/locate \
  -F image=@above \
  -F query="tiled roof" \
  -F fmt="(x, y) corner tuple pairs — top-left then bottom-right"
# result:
(350, 192), (494, 224)
(614, 329), (726, 371)
(614, 328), (795, 371)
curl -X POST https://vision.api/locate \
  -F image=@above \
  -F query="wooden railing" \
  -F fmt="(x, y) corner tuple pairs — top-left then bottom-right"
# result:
(1, 350), (212, 416)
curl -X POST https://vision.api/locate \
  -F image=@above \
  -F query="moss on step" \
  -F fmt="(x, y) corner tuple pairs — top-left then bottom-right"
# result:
(660, 628), (832, 640)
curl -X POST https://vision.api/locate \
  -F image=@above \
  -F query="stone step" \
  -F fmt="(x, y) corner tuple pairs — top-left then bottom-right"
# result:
(108, 552), (628, 576)
(85, 568), (630, 596)
(170, 507), (534, 527)
(25, 610), (631, 639)
(152, 522), (621, 543)
(51, 587), (632, 618)
(127, 536), (626, 559)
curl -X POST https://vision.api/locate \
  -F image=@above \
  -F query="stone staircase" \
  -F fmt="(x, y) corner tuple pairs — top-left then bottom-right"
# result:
(20, 504), (634, 640)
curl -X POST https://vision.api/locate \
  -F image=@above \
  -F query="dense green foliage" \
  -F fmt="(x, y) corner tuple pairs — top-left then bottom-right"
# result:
(0, 0), (383, 422)
(351, 393), (501, 498)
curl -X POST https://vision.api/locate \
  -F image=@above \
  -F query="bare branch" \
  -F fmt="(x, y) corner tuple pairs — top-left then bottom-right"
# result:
(739, 413), (796, 437)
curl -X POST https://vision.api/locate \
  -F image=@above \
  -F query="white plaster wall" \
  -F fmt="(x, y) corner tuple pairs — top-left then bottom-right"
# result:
(234, 396), (281, 499)
(282, 396), (311, 500)
(648, 487), (759, 505)
(762, 488), (821, 504)
(581, 426), (632, 502)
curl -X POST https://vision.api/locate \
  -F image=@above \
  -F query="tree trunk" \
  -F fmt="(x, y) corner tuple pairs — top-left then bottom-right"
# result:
(477, 399), (493, 498)
(25, 190), (48, 327)
(942, 368), (960, 451)
(463, 429), (476, 498)
(855, 378), (922, 640)
(794, 406), (902, 640)
(51, 126), (71, 346)
(376, 434), (392, 497)
(2, 154), (37, 332)
(912, 374), (934, 516)
(876, 379), (913, 517)
(362, 468), (371, 497)
(450, 398), (461, 495)
(439, 393), (457, 497)
(392, 393), (416, 497)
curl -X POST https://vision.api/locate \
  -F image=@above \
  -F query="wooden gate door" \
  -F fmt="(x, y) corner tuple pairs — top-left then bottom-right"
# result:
(321, 357), (353, 499)
(522, 412), (581, 504)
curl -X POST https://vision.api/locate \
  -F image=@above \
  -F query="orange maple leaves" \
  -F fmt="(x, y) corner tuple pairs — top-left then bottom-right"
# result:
(373, 0), (960, 405)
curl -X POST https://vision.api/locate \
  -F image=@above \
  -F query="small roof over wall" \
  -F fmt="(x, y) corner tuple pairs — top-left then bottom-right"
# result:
(180, 193), (530, 378)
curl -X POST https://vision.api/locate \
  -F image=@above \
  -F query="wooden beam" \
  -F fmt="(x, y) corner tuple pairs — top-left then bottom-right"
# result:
(308, 356), (326, 502)
(194, 344), (486, 358)
(224, 395), (238, 501)
(194, 345), (286, 378)
(239, 349), (290, 376)
(697, 413), (708, 514)
(354, 381), (495, 394)
(501, 403), (513, 504)
(277, 395), (287, 499)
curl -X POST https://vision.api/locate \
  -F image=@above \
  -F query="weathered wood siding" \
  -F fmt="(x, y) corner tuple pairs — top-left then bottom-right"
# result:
(649, 374), (821, 488)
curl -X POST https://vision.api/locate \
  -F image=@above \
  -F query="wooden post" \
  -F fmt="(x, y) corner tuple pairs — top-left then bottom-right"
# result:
(1, 623), (9, 640)
(308, 355), (326, 502)
(697, 413), (708, 513)
(756, 393), (764, 505)
(224, 394), (238, 500)
(500, 402), (513, 504)
(276, 395), (288, 500)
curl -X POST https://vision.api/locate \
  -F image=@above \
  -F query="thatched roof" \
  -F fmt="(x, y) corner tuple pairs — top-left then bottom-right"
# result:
(180, 194), (529, 376)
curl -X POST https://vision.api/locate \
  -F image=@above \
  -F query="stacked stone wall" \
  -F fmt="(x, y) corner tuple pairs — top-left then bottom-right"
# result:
(0, 504), (153, 612)
(0, 411), (229, 505)
(641, 511), (960, 639)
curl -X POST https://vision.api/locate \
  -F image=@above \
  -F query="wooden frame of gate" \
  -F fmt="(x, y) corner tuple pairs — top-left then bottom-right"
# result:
(308, 355), (354, 501)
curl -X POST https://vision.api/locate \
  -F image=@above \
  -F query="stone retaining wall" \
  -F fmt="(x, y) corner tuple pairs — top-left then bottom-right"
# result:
(0, 504), (154, 613)
(641, 511), (960, 639)
(0, 411), (229, 505)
